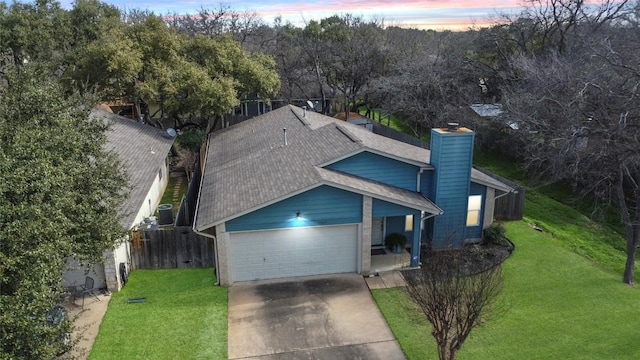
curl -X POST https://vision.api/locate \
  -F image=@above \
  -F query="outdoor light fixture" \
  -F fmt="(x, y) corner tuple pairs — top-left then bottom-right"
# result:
(296, 211), (301, 219)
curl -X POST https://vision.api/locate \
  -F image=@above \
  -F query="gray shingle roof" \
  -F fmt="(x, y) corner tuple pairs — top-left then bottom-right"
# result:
(469, 168), (514, 194)
(92, 109), (175, 229)
(194, 105), (511, 231)
(316, 168), (442, 214)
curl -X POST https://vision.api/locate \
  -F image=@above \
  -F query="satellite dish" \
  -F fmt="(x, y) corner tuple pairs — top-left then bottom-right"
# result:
(306, 100), (315, 111)
(166, 128), (177, 139)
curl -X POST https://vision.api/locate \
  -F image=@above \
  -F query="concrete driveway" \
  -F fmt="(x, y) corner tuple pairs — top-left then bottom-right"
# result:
(228, 274), (406, 360)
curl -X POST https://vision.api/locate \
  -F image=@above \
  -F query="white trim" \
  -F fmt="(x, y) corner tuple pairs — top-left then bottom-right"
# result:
(225, 222), (361, 234)
(357, 223), (363, 274)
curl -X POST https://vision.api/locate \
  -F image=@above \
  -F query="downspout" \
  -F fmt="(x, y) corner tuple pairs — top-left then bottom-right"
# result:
(420, 212), (442, 260)
(193, 227), (219, 286)
(421, 213), (439, 221)
(494, 188), (517, 200)
(417, 168), (428, 192)
(191, 136), (221, 285)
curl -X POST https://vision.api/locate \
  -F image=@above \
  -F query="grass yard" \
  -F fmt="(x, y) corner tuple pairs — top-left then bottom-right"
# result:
(357, 107), (432, 143)
(373, 221), (640, 359)
(473, 147), (634, 276)
(89, 268), (227, 360)
(158, 173), (189, 213)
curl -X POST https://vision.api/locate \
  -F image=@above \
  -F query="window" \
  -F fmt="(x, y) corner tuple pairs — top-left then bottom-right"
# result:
(405, 215), (414, 231)
(466, 195), (482, 226)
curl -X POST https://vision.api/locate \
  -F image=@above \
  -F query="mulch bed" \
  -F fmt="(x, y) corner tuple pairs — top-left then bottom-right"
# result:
(404, 240), (514, 278)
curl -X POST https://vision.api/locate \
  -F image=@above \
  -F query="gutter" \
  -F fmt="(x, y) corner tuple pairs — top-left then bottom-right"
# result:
(421, 212), (440, 220)
(191, 137), (221, 286)
(494, 187), (517, 200)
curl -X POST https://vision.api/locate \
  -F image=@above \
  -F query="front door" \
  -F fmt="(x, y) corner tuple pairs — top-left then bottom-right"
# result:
(371, 217), (384, 246)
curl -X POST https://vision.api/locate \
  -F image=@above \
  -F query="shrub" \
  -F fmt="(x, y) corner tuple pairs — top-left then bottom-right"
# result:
(484, 222), (509, 246)
(385, 233), (408, 252)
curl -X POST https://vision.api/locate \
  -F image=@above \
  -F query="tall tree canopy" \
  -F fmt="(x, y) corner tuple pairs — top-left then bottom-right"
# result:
(0, 67), (129, 358)
(1, 1), (281, 131)
(89, 14), (281, 129)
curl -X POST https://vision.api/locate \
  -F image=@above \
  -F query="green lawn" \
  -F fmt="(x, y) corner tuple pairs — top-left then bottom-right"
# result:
(374, 221), (640, 359)
(370, 131), (640, 358)
(89, 268), (227, 360)
(473, 147), (633, 276)
(357, 107), (432, 143)
(158, 173), (189, 213)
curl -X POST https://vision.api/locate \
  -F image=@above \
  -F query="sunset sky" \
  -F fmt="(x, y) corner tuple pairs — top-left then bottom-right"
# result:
(60, 0), (526, 30)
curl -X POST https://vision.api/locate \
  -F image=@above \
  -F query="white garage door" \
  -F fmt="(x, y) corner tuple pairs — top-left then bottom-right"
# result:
(229, 224), (359, 282)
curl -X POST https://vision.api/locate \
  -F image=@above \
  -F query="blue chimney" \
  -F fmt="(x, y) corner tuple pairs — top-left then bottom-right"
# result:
(430, 123), (475, 248)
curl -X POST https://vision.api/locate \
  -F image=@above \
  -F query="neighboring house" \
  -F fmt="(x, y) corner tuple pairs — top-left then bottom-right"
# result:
(193, 105), (513, 285)
(335, 112), (374, 131)
(63, 109), (175, 292)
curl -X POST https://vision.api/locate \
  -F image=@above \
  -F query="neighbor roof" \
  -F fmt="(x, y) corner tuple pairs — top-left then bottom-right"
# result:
(92, 109), (175, 229)
(194, 105), (511, 231)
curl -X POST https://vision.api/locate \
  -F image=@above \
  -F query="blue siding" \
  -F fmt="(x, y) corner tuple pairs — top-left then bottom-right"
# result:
(372, 199), (419, 218)
(373, 199), (421, 267)
(419, 169), (434, 198)
(226, 185), (362, 232)
(466, 183), (486, 239)
(430, 128), (475, 248)
(373, 199), (419, 240)
(327, 151), (419, 191)
(386, 216), (412, 238)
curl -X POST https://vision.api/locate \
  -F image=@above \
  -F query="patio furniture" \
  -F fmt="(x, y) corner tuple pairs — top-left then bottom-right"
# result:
(73, 276), (100, 308)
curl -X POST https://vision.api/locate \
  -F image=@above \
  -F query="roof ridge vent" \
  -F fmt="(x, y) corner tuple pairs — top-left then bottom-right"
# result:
(291, 106), (310, 126)
(336, 124), (362, 143)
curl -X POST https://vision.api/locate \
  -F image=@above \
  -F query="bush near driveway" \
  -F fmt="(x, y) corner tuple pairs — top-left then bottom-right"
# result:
(373, 221), (640, 360)
(89, 268), (227, 360)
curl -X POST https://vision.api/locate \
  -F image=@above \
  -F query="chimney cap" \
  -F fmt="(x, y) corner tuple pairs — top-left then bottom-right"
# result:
(446, 122), (459, 131)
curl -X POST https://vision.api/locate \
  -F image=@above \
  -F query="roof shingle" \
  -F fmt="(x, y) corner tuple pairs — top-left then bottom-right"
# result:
(194, 105), (511, 231)
(92, 109), (175, 229)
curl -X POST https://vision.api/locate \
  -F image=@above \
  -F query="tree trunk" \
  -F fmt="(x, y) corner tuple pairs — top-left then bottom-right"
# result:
(623, 192), (640, 285)
(618, 172), (639, 286)
(313, 61), (327, 114)
(623, 231), (636, 286)
(438, 343), (457, 360)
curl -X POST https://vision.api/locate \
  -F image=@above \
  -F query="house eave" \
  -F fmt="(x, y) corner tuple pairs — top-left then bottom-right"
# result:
(318, 147), (433, 170)
(323, 181), (443, 215)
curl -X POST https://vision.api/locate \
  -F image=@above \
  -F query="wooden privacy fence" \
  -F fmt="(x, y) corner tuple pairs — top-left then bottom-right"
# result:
(472, 166), (525, 221)
(130, 226), (215, 270)
(494, 188), (525, 221)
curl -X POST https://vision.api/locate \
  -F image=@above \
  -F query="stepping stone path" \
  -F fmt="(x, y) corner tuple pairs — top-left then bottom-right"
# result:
(171, 173), (185, 208)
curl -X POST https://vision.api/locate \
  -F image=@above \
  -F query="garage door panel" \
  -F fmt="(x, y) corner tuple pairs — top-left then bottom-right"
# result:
(229, 225), (358, 282)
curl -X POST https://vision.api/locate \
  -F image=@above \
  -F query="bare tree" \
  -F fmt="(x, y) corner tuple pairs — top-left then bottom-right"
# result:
(500, 1), (640, 285)
(369, 30), (477, 136)
(402, 250), (504, 360)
